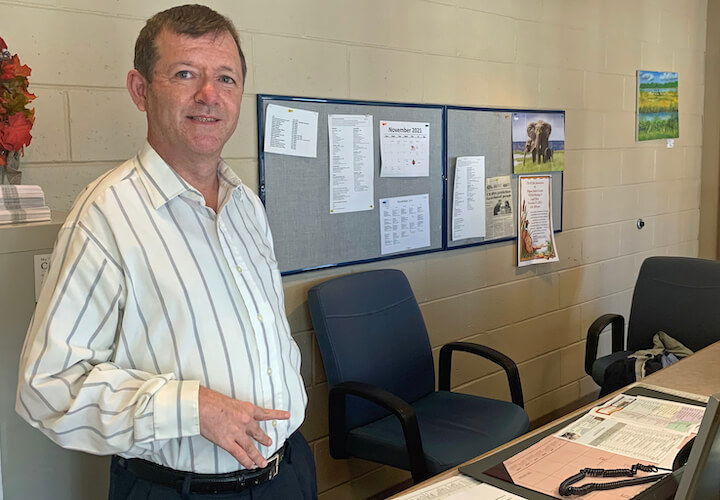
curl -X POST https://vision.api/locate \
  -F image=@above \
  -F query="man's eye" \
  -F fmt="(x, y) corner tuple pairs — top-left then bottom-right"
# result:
(176, 70), (192, 79)
(219, 75), (236, 85)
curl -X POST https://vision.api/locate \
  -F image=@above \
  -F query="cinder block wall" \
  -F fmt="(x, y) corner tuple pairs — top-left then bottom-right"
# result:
(3, 0), (711, 498)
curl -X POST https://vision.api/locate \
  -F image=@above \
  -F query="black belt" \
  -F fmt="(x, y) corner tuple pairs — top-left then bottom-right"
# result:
(115, 444), (285, 494)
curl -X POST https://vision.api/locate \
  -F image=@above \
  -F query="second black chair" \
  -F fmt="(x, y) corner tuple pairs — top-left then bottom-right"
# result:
(308, 269), (529, 483)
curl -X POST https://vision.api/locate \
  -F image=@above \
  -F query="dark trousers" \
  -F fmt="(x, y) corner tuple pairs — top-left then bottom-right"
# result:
(109, 432), (317, 500)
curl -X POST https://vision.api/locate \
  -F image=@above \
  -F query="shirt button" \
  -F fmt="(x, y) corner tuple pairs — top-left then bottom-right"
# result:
(272, 420), (277, 427)
(236, 266), (242, 272)
(267, 368), (272, 376)
(257, 314), (263, 322)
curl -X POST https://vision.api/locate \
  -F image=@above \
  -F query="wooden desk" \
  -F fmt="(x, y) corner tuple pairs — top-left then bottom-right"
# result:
(391, 341), (720, 498)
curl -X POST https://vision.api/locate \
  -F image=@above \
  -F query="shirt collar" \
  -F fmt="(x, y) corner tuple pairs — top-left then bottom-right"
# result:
(135, 142), (242, 210)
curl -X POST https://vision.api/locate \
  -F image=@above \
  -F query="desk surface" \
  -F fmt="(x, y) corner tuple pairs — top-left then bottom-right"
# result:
(391, 341), (720, 498)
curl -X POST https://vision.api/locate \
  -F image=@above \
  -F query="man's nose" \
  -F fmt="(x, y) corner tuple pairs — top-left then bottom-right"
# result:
(194, 78), (219, 106)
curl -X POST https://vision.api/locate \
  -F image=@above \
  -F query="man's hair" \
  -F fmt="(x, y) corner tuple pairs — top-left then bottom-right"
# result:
(134, 4), (246, 82)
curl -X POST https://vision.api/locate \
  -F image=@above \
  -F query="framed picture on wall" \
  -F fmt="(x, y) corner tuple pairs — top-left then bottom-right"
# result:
(636, 70), (679, 141)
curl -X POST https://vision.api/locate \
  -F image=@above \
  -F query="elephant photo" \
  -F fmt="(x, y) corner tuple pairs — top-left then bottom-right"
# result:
(523, 120), (553, 164)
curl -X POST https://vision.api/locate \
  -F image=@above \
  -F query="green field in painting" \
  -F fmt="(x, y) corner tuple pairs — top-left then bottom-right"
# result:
(638, 115), (679, 141)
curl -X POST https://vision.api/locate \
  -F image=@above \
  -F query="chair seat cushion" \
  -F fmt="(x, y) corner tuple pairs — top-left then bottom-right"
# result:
(591, 350), (634, 385)
(345, 391), (529, 475)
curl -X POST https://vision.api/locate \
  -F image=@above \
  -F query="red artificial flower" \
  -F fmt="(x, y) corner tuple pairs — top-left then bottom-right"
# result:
(0, 55), (31, 80)
(0, 112), (33, 151)
(0, 37), (7, 52)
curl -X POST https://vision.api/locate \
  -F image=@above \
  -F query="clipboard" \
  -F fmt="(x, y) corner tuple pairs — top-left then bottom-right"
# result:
(458, 386), (707, 499)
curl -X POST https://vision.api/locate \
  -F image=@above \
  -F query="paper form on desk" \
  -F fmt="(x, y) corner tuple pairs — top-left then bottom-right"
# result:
(393, 474), (526, 499)
(483, 393), (705, 498)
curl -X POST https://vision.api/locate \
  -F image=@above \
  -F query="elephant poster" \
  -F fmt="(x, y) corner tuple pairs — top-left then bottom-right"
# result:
(512, 112), (565, 174)
(636, 70), (679, 141)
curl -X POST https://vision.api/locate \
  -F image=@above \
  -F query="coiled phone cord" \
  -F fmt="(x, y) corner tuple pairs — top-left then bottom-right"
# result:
(558, 463), (672, 496)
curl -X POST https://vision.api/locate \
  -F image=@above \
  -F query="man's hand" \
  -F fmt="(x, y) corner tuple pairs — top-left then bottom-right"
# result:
(198, 386), (290, 469)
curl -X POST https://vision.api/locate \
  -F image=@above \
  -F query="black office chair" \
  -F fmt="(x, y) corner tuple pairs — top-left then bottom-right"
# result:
(585, 256), (720, 390)
(307, 269), (529, 483)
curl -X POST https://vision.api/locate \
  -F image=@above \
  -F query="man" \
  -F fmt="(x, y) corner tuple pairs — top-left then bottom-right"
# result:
(16, 5), (314, 499)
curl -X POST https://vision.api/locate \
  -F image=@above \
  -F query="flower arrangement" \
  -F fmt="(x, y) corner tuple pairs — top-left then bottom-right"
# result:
(0, 36), (35, 183)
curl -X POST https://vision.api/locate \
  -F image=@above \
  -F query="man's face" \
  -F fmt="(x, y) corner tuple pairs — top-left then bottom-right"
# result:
(137, 29), (244, 162)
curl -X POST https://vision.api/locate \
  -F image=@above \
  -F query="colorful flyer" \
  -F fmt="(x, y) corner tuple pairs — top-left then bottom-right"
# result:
(517, 175), (558, 266)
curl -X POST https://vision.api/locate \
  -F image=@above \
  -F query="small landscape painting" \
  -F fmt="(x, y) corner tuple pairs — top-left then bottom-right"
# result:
(637, 70), (678, 141)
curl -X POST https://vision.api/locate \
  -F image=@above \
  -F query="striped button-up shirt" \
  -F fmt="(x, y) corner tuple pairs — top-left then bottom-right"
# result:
(16, 142), (307, 473)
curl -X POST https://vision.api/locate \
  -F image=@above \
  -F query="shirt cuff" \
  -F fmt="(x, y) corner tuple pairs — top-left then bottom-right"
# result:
(153, 380), (200, 440)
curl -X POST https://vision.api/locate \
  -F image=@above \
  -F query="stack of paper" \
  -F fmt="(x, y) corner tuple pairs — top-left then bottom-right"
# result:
(0, 185), (51, 224)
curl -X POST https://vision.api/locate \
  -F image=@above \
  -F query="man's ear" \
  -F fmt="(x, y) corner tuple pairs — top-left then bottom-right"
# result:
(127, 69), (149, 112)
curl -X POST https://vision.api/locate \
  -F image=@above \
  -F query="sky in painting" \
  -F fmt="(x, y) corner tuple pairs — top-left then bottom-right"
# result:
(639, 71), (678, 85)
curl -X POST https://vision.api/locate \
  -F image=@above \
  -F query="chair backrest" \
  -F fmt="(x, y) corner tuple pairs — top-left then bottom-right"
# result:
(308, 269), (436, 429)
(627, 257), (720, 352)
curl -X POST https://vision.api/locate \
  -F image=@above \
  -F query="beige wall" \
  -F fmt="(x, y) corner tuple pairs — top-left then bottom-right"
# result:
(3, 0), (713, 498)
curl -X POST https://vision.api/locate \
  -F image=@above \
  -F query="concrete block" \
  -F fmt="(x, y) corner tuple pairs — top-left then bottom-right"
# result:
(683, 147), (702, 179)
(518, 350), (562, 400)
(68, 89), (145, 162)
(605, 37), (643, 75)
(602, 111), (636, 148)
(22, 88), (69, 164)
(524, 381), (580, 422)
(621, 148), (655, 184)
(638, 182), (670, 216)
(539, 68), (584, 110)
(564, 188), (604, 229)
(422, 246), (488, 301)
(20, 163), (115, 211)
(224, 159), (259, 194)
(252, 34), (348, 99)
(583, 150), (622, 188)
(640, 41), (674, 71)
(313, 438), (379, 493)
(0, 4), (142, 87)
(455, 0), (542, 21)
(560, 341), (586, 386)
(580, 223), (621, 264)
(299, 383), (328, 442)
(584, 72), (625, 111)
(620, 217), (655, 255)
(421, 55), (490, 106)
(565, 110), (604, 150)
(456, 10), (516, 63)
(579, 289), (633, 334)
(349, 47), (424, 102)
(655, 147), (684, 181)
(292, 331), (313, 387)
(659, 9), (690, 49)
(483, 63), (540, 108)
(558, 255), (636, 308)
(680, 210), (700, 242)
(562, 150), (584, 190)
(223, 94), (257, 160)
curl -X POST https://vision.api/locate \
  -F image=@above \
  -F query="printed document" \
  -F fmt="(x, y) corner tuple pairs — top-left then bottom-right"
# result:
(451, 156), (486, 241)
(328, 114), (375, 213)
(485, 176), (514, 239)
(393, 475), (526, 500)
(380, 194), (430, 255)
(517, 175), (558, 266)
(263, 104), (318, 158)
(380, 120), (430, 177)
(554, 394), (705, 468)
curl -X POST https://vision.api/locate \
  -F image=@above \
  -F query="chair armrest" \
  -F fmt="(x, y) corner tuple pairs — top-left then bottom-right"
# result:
(328, 381), (430, 483)
(438, 342), (524, 408)
(584, 314), (625, 376)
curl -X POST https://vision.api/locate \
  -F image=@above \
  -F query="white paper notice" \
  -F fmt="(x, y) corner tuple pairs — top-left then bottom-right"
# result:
(264, 104), (318, 158)
(452, 156), (486, 241)
(394, 474), (526, 500)
(380, 194), (430, 255)
(380, 121), (430, 177)
(328, 114), (375, 214)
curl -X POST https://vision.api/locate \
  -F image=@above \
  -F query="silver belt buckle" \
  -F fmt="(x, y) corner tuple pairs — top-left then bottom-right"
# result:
(268, 452), (280, 480)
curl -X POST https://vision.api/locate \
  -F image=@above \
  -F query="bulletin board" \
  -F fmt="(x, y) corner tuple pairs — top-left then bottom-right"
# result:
(257, 95), (445, 275)
(445, 107), (564, 249)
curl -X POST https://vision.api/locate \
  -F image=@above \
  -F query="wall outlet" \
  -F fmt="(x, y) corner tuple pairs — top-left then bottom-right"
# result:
(34, 254), (51, 303)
